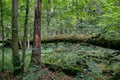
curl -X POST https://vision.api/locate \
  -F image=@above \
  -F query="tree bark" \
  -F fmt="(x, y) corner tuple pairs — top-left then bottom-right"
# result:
(12, 0), (21, 75)
(0, 0), (4, 73)
(1, 34), (120, 50)
(41, 34), (120, 50)
(22, 0), (30, 72)
(30, 0), (41, 65)
(46, 0), (51, 35)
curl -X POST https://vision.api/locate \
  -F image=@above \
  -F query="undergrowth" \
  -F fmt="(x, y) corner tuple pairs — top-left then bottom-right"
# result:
(0, 43), (120, 80)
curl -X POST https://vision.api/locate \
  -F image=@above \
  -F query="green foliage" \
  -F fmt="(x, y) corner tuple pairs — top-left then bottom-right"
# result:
(22, 66), (40, 80)
(110, 71), (120, 80)
(1, 0), (120, 38)
(1, 0), (120, 79)
(0, 42), (120, 79)
(41, 43), (118, 80)
(0, 47), (13, 72)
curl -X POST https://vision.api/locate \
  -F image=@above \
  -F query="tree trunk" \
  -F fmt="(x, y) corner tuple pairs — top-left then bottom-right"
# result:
(46, 0), (51, 35)
(12, 0), (21, 75)
(41, 34), (120, 50)
(27, 38), (30, 48)
(30, 0), (41, 65)
(75, 0), (80, 33)
(22, 0), (30, 72)
(2, 34), (120, 50)
(0, 0), (4, 73)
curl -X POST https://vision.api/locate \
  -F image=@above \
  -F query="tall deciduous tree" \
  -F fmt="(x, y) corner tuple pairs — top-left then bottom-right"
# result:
(75, 0), (81, 33)
(30, 0), (41, 65)
(0, 0), (4, 73)
(46, 0), (51, 34)
(22, 0), (30, 72)
(12, 0), (21, 75)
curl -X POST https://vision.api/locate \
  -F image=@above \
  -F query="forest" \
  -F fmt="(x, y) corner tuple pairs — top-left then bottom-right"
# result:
(0, 0), (120, 80)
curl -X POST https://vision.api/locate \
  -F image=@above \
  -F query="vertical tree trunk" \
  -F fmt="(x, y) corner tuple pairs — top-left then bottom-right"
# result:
(12, 0), (21, 75)
(27, 38), (30, 48)
(0, 0), (4, 73)
(30, 0), (41, 65)
(75, 0), (81, 33)
(22, 0), (30, 72)
(46, 0), (51, 35)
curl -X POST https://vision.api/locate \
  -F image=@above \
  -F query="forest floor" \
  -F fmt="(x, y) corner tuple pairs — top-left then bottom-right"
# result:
(0, 43), (120, 80)
(0, 68), (74, 80)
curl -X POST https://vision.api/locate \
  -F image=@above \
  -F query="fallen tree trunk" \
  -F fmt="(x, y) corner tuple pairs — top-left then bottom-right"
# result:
(1, 34), (120, 50)
(41, 34), (120, 50)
